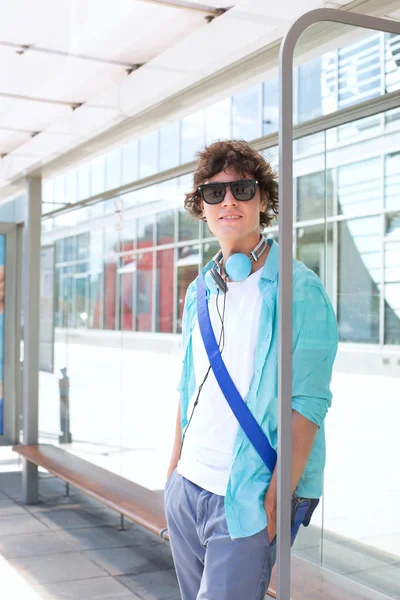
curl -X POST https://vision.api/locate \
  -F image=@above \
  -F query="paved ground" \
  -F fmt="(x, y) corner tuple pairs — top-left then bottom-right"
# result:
(0, 464), (180, 600)
(0, 454), (399, 599)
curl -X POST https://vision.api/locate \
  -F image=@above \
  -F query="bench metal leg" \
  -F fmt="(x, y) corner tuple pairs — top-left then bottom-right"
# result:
(118, 514), (126, 531)
(65, 483), (70, 497)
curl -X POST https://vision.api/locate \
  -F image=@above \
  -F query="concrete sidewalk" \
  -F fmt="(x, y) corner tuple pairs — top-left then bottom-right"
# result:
(0, 467), (180, 600)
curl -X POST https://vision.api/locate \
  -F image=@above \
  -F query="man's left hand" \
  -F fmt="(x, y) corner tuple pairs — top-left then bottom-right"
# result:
(264, 492), (277, 545)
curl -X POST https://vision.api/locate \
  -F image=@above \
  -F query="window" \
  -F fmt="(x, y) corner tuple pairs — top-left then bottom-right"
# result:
(104, 256), (117, 330)
(205, 98), (231, 145)
(137, 215), (154, 249)
(384, 211), (400, 344)
(385, 33), (400, 93)
(105, 148), (121, 191)
(338, 157), (381, 216)
(385, 152), (400, 210)
(156, 249), (174, 332)
(136, 252), (153, 332)
(88, 272), (102, 329)
(177, 245), (199, 333)
(338, 217), (381, 343)
(298, 58), (323, 123)
(77, 164), (91, 201)
(297, 170), (334, 222)
(122, 140), (139, 185)
(159, 123), (179, 171)
(338, 34), (381, 109)
(181, 110), (204, 163)
(232, 85), (261, 140)
(65, 170), (77, 205)
(119, 253), (135, 331)
(262, 77), (278, 135)
(139, 132), (158, 178)
(157, 210), (175, 246)
(178, 208), (199, 241)
(296, 224), (334, 298)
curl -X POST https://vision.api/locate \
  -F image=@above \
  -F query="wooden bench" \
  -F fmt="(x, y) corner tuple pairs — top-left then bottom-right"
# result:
(13, 444), (380, 600)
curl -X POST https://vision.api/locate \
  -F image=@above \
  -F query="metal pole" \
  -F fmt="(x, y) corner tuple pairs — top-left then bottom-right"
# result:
(22, 176), (42, 504)
(277, 8), (400, 599)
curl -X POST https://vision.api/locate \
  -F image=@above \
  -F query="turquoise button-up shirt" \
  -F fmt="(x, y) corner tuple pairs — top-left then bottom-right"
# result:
(177, 239), (338, 540)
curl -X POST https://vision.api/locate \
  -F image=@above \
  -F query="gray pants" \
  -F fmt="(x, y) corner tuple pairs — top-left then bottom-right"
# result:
(164, 469), (277, 600)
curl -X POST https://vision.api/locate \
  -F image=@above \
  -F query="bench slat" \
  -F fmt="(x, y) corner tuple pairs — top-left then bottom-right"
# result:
(13, 444), (167, 537)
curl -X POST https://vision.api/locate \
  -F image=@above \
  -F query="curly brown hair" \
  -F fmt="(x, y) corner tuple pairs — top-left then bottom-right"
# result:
(184, 140), (279, 229)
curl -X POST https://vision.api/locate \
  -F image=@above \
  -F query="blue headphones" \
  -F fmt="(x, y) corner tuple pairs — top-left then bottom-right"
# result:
(204, 235), (269, 295)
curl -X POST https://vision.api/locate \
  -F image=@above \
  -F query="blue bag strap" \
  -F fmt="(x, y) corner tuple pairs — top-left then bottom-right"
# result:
(197, 274), (277, 473)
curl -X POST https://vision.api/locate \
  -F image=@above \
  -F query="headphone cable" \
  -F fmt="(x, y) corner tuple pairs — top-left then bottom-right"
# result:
(179, 275), (227, 460)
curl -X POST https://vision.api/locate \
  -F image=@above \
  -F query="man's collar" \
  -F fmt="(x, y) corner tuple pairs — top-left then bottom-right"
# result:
(260, 238), (278, 282)
(200, 237), (279, 282)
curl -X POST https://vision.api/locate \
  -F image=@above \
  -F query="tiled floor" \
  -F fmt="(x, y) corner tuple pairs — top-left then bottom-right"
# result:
(0, 469), (180, 600)
(0, 462), (398, 599)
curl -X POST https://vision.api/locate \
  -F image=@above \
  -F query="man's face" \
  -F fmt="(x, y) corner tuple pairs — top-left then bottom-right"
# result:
(200, 168), (267, 243)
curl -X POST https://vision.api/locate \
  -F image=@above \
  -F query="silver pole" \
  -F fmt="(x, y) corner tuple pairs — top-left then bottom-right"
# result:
(22, 176), (42, 504)
(277, 7), (400, 599)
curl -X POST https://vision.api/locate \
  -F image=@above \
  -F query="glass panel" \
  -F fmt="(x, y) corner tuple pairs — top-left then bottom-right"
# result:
(89, 229), (103, 272)
(104, 256), (117, 330)
(75, 276), (88, 328)
(202, 218), (214, 239)
(177, 245), (199, 333)
(62, 266), (74, 328)
(91, 155), (105, 195)
(139, 131), (158, 178)
(338, 217), (381, 343)
(136, 251), (153, 332)
(385, 33), (400, 93)
(121, 218), (136, 253)
(385, 152), (400, 210)
(205, 98), (231, 145)
(120, 253), (136, 331)
(296, 224), (334, 298)
(384, 214), (400, 343)
(232, 84), (261, 140)
(297, 170), (334, 222)
(156, 249), (174, 333)
(105, 224), (119, 255)
(157, 210), (175, 246)
(202, 240), (219, 266)
(181, 110), (204, 163)
(137, 215), (154, 248)
(105, 148), (121, 191)
(43, 180), (54, 214)
(178, 208), (199, 241)
(295, 131), (325, 156)
(77, 163), (91, 201)
(63, 236), (75, 262)
(262, 77), (278, 135)
(338, 157), (381, 216)
(88, 272), (102, 329)
(336, 113), (381, 143)
(90, 156), (105, 219)
(121, 140), (138, 185)
(65, 170), (77, 205)
(0, 235), (5, 434)
(54, 175), (66, 206)
(298, 58), (323, 122)
(76, 232), (89, 260)
(338, 33), (381, 109)
(159, 123), (179, 171)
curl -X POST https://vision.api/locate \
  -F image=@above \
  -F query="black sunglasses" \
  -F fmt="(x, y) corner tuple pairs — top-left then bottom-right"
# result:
(197, 179), (259, 205)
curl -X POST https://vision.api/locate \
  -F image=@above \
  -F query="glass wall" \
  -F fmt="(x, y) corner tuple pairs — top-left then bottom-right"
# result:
(39, 29), (400, 599)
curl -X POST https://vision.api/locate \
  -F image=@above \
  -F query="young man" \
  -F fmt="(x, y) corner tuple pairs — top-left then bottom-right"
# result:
(164, 140), (338, 600)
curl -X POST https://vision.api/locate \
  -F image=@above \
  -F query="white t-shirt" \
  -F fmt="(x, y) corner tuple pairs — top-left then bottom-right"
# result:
(177, 269), (263, 496)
